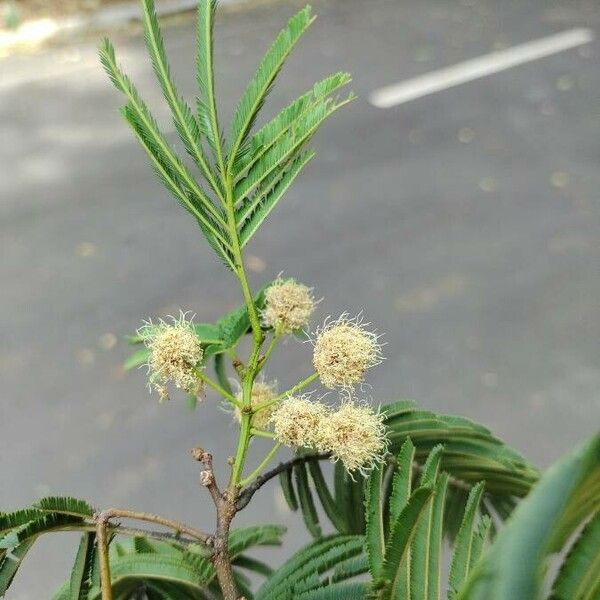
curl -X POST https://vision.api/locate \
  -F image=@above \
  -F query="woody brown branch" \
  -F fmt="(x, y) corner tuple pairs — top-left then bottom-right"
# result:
(192, 446), (242, 600)
(236, 452), (330, 511)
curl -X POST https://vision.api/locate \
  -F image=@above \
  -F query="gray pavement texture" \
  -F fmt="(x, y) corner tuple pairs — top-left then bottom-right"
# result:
(2, 0), (600, 596)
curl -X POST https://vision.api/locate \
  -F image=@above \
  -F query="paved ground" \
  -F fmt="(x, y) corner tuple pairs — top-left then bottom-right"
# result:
(1, 0), (599, 596)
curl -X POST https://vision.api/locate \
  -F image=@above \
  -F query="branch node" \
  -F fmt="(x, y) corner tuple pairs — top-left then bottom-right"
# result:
(200, 470), (214, 487)
(191, 447), (206, 461)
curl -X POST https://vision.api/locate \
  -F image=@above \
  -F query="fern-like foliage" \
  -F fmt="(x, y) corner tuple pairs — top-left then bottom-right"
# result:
(458, 433), (600, 599)
(278, 401), (538, 544)
(0, 491), (284, 599)
(101, 0), (349, 270)
(227, 6), (315, 169)
(266, 433), (599, 600)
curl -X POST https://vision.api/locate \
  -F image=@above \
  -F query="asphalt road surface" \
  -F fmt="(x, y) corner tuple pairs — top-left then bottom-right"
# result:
(1, 0), (599, 596)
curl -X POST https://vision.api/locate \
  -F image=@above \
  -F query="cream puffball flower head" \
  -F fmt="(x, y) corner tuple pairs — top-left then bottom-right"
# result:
(319, 401), (388, 474)
(140, 313), (203, 400)
(312, 315), (382, 389)
(262, 279), (315, 333)
(234, 381), (278, 430)
(270, 396), (328, 449)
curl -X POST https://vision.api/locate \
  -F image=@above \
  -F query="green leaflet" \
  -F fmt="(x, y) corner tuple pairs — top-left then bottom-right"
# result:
(295, 582), (368, 599)
(0, 513), (84, 551)
(279, 465), (299, 511)
(409, 441), (445, 599)
(86, 553), (210, 597)
(550, 512), (600, 600)
(214, 284), (268, 349)
(0, 508), (45, 534)
(233, 93), (354, 205)
(458, 434), (600, 600)
(227, 6), (315, 169)
(228, 524), (286, 558)
(448, 482), (486, 596)
(410, 466), (448, 600)
(255, 535), (365, 600)
(0, 539), (35, 595)
(99, 40), (232, 263)
(384, 439), (416, 599)
(331, 553), (369, 583)
(238, 150), (315, 248)
(196, 0), (223, 166)
(141, 0), (219, 197)
(365, 464), (386, 578)
(381, 486), (434, 599)
(123, 347), (151, 371)
(233, 555), (274, 578)
(34, 496), (95, 518)
(295, 461), (322, 539)
(50, 525), (280, 599)
(133, 535), (157, 554)
(103, 3), (353, 265)
(234, 72), (351, 177)
(388, 438), (415, 528)
(469, 515), (492, 572)
(68, 533), (96, 600)
(308, 459), (349, 534)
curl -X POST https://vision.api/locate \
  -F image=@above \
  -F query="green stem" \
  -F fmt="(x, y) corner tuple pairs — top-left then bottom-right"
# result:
(222, 167), (265, 488)
(230, 412), (252, 485)
(254, 372), (319, 412)
(214, 353), (234, 396)
(250, 428), (276, 439)
(257, 324), (283, 375)
(239, 442), (282, 487)
(195, 368), (241, 408)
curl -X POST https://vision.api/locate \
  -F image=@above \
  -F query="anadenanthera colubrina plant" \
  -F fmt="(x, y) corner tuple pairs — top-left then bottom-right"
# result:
(2, 2), (599, 599)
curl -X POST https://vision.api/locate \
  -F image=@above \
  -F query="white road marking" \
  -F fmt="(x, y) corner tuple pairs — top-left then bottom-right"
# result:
(369, 28), (595, 108)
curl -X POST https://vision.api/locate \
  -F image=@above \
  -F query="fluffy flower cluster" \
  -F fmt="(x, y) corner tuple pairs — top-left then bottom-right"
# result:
(270, 395), (327, 448)
(270, 396), (388, 474)
(318, 402), (388, 473)
(140, 313), (203, 400)
(312, 315), (382, 389)
(235, 381), (278, 430)
(262, 279), (315, 333)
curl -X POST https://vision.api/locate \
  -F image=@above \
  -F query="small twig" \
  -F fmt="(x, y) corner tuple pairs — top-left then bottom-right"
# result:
(192, 447), (222, 507)
(195, 367), (242, 408)
(237, 452), (330, 510)
(253, 372), (319, 412)
(102, 524), (204, 547)
(31, 523), (204, 547)
(239, 442), (282, 487)
(191, 445), (239, 599)
(97, 508), (211, 545)
(96, 516), (113, 600)
(250, 428), (276, 439)
(256, 324), (283, 374)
